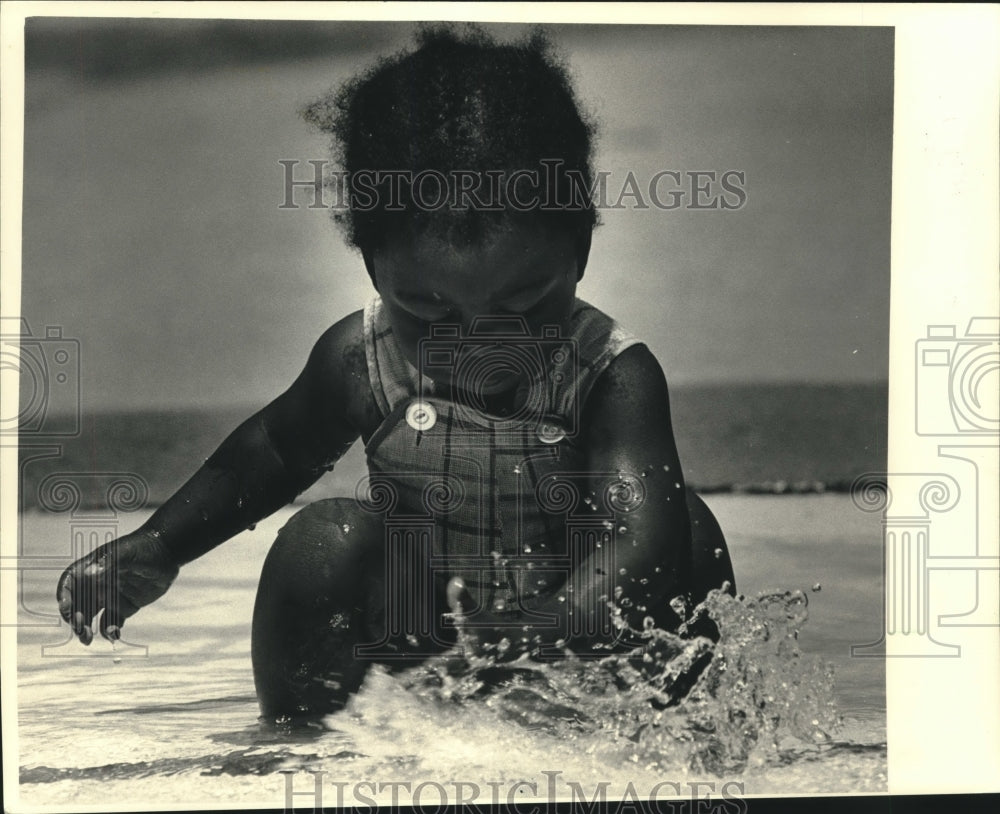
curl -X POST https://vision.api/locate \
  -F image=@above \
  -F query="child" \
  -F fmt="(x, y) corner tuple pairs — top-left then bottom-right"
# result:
(57, 26), (735, 723)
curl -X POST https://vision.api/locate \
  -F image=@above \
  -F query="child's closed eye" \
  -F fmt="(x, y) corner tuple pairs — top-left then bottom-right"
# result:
(398, 298), (454, 322)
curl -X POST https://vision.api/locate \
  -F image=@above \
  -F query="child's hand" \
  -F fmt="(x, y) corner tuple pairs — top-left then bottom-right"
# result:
(445, 577), (532, 662)
(56, 531), (179, 644)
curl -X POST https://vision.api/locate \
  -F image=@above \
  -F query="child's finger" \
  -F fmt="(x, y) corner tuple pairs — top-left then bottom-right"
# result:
(79, 620), (94, 646)
(99, 606), (124, 640)
(56, 570), (75, 623)
(446, 577), (467, 615)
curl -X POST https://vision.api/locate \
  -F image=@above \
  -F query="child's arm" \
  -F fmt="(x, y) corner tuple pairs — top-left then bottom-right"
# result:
(574, 343), (693, 635)
(57, 313), (367, 644)
(448, 344), (692, 656)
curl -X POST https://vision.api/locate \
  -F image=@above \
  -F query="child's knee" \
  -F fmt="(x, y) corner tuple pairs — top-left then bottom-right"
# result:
(262, 498), (384, 599)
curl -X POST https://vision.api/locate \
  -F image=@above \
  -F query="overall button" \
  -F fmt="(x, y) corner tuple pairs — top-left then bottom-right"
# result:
(537, 421), (566, 444)
(406, 400), (437, 431)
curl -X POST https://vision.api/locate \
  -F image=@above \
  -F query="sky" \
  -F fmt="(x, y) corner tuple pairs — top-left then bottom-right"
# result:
(17, 20), (893, 412)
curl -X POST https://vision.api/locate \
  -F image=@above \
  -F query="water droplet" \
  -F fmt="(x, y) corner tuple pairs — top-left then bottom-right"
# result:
(236, 496), (243, 509)
(631, 540), (638, 547)
(247, 523), (257, 531)
(618, 525), (628, 534)
(513, 466), (522, 475)
(537, 579), (548, 587)
(654, 566), (662, 573)
(640, 578), (649, 585)
(113, 656), (122, 664)
(618, 568), (627, 575)
(602, 520), (614, 530)
(674, 482), (682, 489)
(621, 597), (633, 608)
(714, 547), (723, 559)
(662, 464), (670, 472)
(643, 616), (655, 630)
(614, 586), (623, 599)
(524, 545), (532, 553)
(583, 496), (592, 504)
(341, 524), (351, 534)
(557, 595), (566, 602)
(669, 596), (687, 616)
(812, 582), (822, 592)
(200, 509), (209, 522)
(590, 503), (598, 511)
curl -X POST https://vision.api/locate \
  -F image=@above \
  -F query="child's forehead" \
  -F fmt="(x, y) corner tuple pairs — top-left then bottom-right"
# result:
(377, 221), (575, 292)
(389, 218), (566, 260)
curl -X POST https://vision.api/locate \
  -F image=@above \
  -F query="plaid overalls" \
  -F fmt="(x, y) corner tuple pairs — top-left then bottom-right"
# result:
(361, 296), (641, 618)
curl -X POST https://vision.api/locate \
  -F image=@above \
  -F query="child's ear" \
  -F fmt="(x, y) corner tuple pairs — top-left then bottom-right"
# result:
(361, 247), (379, 290)
(575, 229), (592, 281)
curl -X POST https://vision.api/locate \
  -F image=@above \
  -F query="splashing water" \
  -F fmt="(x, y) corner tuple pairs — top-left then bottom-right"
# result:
(381, 589), (843, 777)
(17, 588), (881, 805)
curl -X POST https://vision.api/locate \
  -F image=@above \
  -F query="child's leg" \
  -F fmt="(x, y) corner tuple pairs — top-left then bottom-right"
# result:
(251, 498), (388, 722)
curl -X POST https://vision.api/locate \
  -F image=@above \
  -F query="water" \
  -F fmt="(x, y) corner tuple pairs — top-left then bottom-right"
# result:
(17, 382), (888, 510)
(14, 496), (886, 806)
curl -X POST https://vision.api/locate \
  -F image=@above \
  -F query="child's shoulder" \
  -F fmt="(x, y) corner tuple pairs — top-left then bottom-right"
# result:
(568, 299), (664, 399)
(300, 310), (379, 426)
(308, 309), (366, 376)
(571, 300), (671, 419)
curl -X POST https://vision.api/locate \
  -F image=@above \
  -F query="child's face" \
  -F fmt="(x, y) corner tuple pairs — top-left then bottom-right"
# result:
(369, 222), (581, 394)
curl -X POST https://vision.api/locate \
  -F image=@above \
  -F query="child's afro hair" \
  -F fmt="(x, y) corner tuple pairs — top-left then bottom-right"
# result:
(303, 24), (599, 252)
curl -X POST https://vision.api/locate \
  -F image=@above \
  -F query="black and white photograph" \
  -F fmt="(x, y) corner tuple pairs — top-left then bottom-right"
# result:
(2, 3), (996, 811)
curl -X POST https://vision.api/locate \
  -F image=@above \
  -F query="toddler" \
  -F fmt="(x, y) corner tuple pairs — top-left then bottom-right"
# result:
(58, 26), (735, 723)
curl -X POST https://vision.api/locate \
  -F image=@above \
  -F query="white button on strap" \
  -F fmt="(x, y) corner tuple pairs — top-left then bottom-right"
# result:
(537, 421), (566, 444)
(405, 400), (437, 431)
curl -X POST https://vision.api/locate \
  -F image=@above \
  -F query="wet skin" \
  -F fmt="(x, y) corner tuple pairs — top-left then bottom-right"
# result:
(56, 220), (734, 714)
